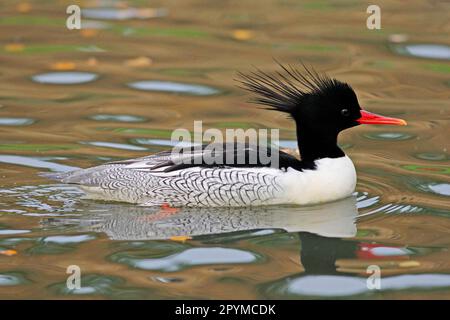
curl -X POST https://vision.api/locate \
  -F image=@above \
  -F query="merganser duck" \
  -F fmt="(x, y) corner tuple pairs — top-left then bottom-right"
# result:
(45, 63), (406, 207)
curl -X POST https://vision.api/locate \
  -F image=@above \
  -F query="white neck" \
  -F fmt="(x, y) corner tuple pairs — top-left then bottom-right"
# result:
(281, 156), (357, 205)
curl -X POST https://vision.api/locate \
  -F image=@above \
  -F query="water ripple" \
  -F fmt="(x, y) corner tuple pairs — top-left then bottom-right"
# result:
(262, 273), (450, 298)
(110, 247), (262, 272)
(31, 72), (99, 85)
(128, 80), (220, 96)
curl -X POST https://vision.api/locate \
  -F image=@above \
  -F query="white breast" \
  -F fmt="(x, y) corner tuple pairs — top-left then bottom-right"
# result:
(279, 156), (356, 205)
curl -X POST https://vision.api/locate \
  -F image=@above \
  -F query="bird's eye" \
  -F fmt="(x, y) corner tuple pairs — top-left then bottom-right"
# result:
(341, 108), (350, 117)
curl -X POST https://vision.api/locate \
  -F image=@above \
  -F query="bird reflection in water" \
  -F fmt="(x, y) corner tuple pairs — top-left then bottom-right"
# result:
(42, 195), (358, 241)
(43, 196), (360, 277)
(42, 197), (450, 297)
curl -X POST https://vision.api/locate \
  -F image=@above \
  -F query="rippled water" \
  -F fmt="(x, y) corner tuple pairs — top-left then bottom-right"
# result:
(0, 0), (449, 299)
(128, 80), (221, 96)
(31, 72), (99, 85)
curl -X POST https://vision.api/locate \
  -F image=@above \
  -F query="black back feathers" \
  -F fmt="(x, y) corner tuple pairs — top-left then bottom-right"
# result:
(236, 62), (351, 115)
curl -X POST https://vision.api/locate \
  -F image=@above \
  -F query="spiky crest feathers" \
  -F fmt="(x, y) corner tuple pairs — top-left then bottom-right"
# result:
(236, 63), (352, 115)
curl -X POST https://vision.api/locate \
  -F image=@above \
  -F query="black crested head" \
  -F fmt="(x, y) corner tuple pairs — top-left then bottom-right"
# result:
(237, 62), (363, 161)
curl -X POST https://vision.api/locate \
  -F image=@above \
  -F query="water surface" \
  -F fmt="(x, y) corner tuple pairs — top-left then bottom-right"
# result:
(0, 0), (449, 300)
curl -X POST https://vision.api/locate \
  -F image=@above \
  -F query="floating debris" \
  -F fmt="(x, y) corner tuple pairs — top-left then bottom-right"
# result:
(86, 57), (98, 66)
(0, 250), (18, 256)
(388, 34), (408, 43)
(124, 56), (152, 67)
(232, 29), (253, 41)
(4, 43), (25, 53)
(398, 261), (421, 268)
(80, 29), (99, 38)
(50, 61), (76, 71)
(16, 2), (32, 13)
(169, 236), (192, 243)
